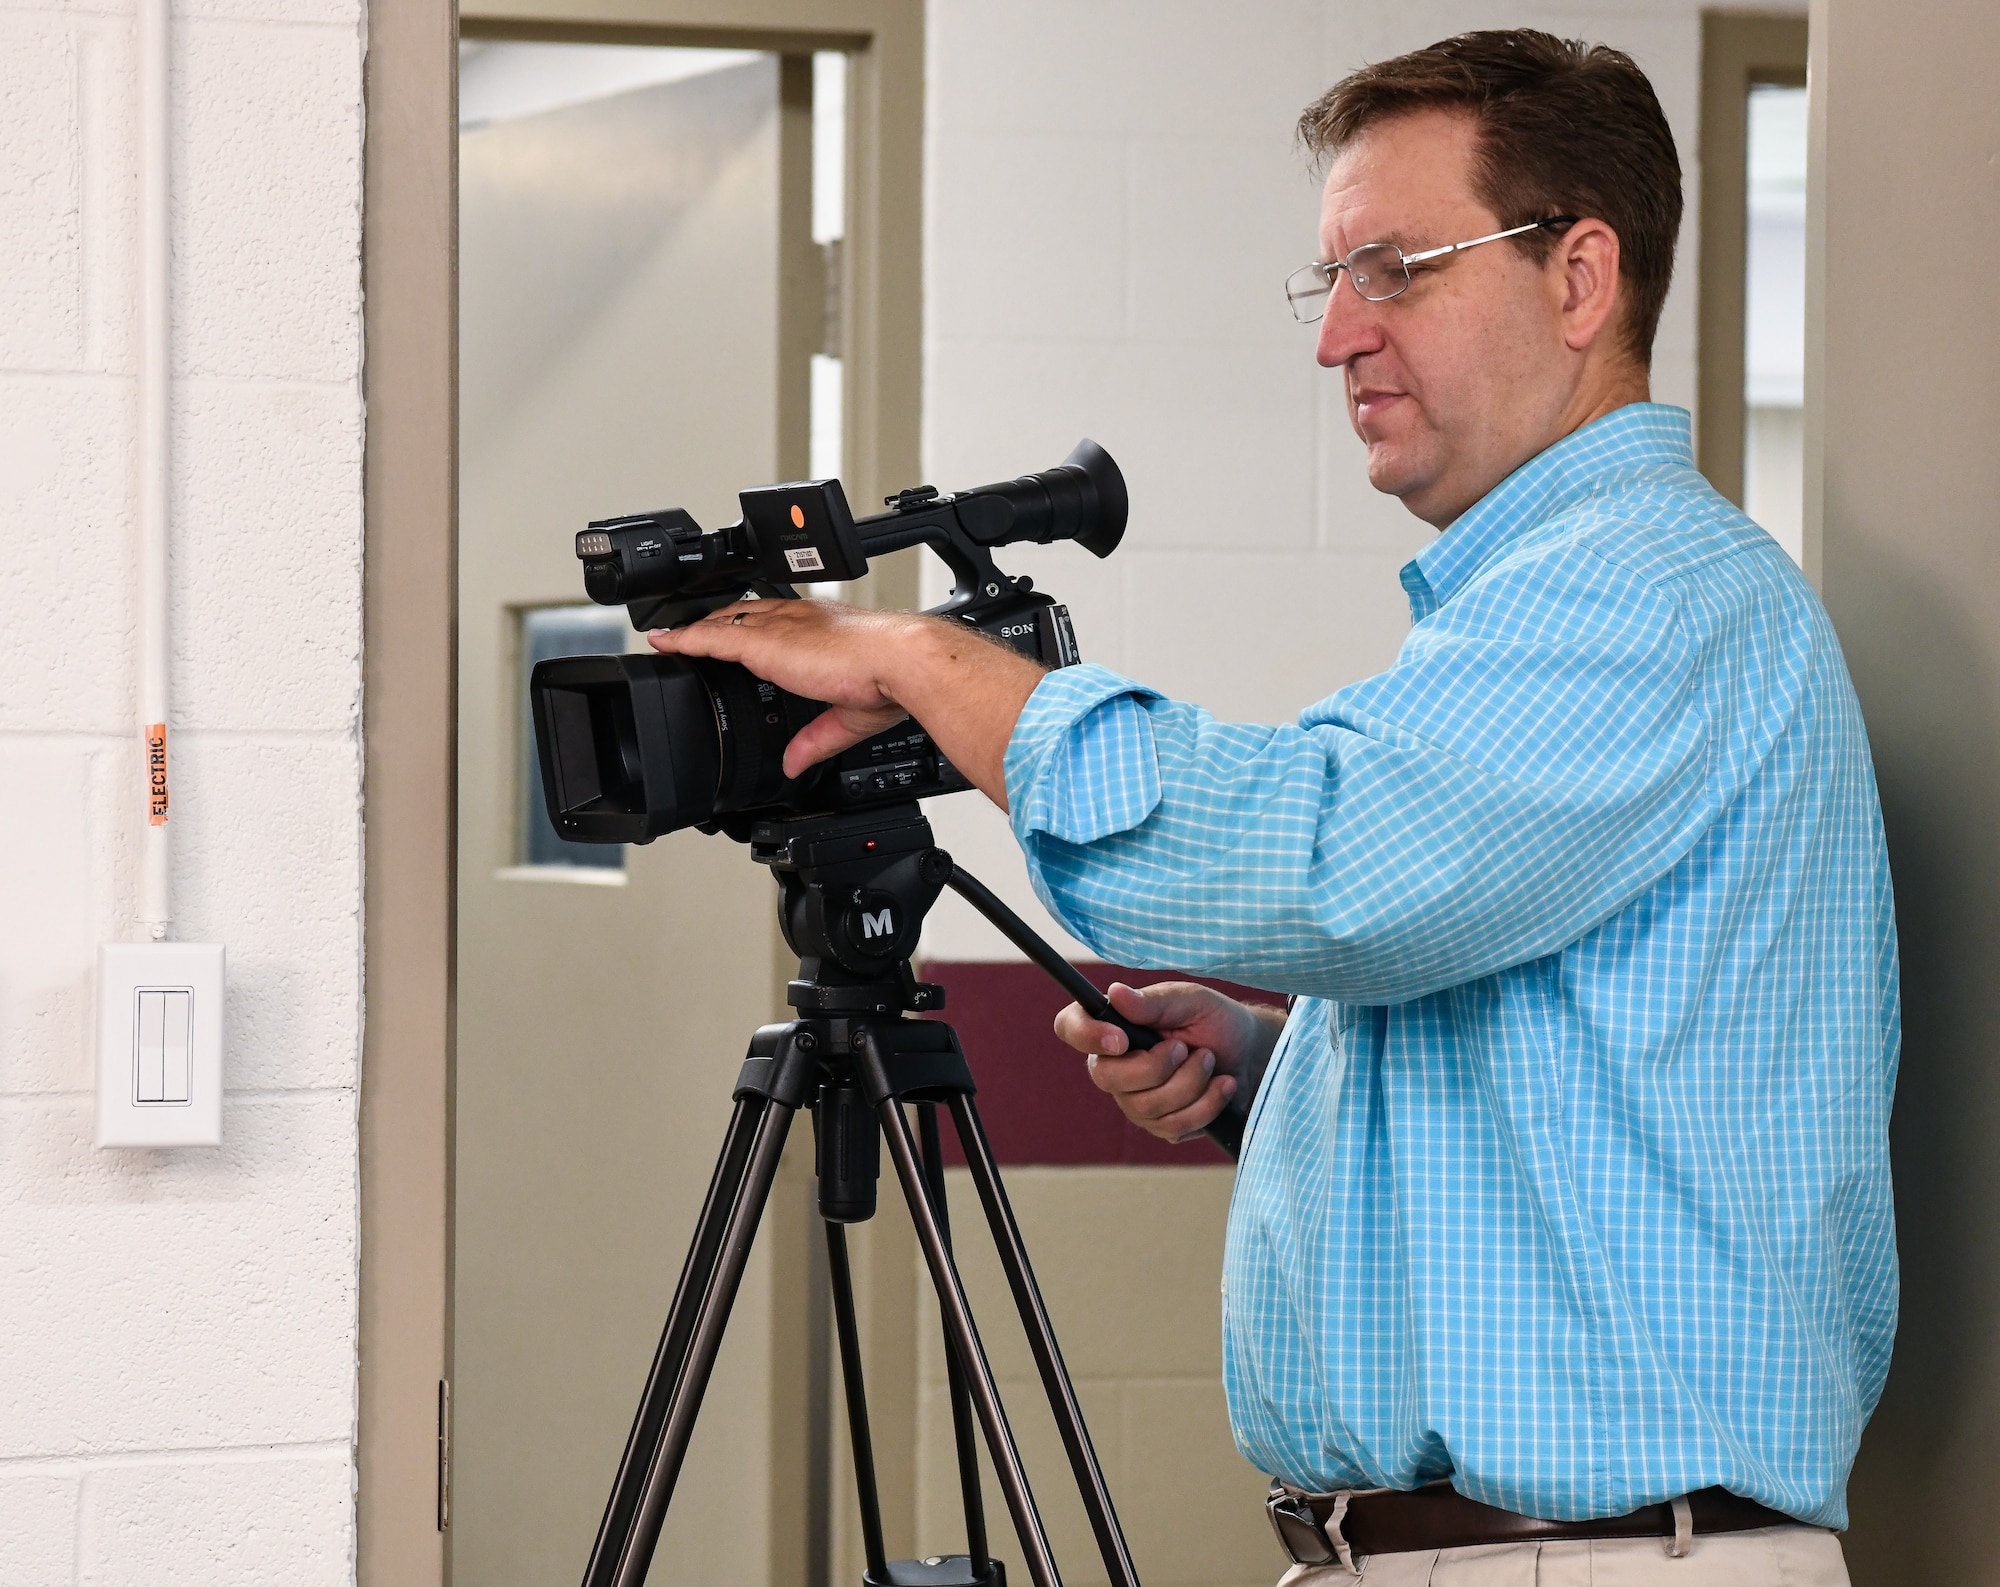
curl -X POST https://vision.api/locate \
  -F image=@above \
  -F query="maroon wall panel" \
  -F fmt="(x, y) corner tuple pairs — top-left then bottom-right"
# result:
(918, 961), (1274, 1167)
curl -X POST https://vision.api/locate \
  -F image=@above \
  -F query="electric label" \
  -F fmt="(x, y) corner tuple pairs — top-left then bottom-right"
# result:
(146, 723), (169, 825)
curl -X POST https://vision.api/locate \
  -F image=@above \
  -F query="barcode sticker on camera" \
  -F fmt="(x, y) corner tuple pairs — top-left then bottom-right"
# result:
(784, 547), (826, 574)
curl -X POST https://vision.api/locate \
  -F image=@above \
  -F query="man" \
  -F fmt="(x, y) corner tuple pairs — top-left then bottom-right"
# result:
(650, 31), (1896, 1585)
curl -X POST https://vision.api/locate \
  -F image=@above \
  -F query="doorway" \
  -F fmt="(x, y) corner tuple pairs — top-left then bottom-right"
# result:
(356, 5), (923, 1581)
(452, 37), (825, 1586)
(1741, 79), (1806, 554)
(1697, 13), (1809, 564)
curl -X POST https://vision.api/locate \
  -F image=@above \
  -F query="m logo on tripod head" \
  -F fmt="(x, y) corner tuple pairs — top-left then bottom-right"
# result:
(843, 890), (905, 959)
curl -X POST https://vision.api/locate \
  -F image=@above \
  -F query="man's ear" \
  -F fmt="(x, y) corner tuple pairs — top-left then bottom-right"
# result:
(1553, 217), (1623, 353)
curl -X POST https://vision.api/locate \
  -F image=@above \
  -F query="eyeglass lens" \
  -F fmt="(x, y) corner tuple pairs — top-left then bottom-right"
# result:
(1285, 264), (1334, 322)
(1285, 243), (1414, 322)
(1346, 243), (1409, 301)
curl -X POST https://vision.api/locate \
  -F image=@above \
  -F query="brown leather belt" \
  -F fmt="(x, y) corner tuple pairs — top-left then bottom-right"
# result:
(1266, 1479), (1798, 1570)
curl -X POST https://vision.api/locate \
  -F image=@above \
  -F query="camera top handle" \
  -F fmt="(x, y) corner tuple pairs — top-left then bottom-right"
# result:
(600, 438), (1127, 634)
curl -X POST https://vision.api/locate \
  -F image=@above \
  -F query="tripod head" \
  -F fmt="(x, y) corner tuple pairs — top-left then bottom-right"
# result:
(747, 799), (1244, 1159)
(751, 803), (952, 1017)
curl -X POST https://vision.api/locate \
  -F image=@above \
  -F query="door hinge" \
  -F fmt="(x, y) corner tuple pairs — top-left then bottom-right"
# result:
(437, 1379), (452, 1531)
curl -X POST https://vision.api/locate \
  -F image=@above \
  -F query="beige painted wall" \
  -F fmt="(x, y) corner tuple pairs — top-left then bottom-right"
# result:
(1810, 0), (2000, 1579)
(912, 1168), (1280, 1587)
(828, 1164), (1272, 1586)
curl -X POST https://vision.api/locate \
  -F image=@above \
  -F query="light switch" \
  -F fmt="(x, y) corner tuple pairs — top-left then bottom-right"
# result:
(98, 943), (224, 1147)
(134, 988), (192, 1104)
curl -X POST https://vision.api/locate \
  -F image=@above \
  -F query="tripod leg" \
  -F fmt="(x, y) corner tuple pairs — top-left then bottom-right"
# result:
(917, 1103), (993, 1578)
(583, 1096), (763, 1587)
(879, 1097), (1063, 1587)
(608, 1095), (799, 1587)
(949, 1095), (1142, 1587)
(824, 1221), (890, 1581)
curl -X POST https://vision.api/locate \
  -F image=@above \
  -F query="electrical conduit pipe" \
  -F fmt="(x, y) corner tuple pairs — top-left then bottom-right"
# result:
(138, 0), (171, 940)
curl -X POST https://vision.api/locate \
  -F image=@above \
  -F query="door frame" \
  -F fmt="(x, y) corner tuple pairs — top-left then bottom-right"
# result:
(356, 2), (923, 1581)
(1695, 11), (1809, 515)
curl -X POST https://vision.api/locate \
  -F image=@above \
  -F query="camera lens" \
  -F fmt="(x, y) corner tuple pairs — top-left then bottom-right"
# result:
(530, 651), (829, 842)
(530, 653), (719, 841)
(700, 659), (820, 814)
(610, 689), (646, 789)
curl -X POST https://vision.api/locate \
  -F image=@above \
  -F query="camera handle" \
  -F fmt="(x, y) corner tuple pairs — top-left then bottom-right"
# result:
(941, 868), (1247, 1160)
(853, 500), (1016, 619)
(625, 495), (1047, 634)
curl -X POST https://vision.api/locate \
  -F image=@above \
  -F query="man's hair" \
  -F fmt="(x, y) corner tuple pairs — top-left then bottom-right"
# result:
(1298, 30), (1682, 367)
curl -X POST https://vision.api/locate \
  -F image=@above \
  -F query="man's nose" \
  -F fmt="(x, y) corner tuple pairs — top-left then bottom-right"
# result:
(1315, 278), (1384, 369)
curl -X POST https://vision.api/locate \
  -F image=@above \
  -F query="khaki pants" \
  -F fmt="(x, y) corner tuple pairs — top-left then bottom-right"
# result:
(1278, 1525), (1848, 1586)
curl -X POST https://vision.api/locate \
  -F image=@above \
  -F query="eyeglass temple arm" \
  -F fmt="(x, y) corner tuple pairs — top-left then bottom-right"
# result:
(1401, 216), (1578, 265)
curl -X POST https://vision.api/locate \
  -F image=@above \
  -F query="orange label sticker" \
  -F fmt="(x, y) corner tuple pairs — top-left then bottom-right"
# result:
(790, 503), (806, 528)
(146, 723), (169, 825)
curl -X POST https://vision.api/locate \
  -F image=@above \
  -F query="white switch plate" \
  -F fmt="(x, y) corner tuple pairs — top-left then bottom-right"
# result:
(97, 942), (225, 1148)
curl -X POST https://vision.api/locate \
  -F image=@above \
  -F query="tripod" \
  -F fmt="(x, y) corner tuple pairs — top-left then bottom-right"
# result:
(577, 802), (1219, 1587)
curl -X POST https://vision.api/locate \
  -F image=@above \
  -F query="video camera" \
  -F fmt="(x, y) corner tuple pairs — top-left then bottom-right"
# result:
(529, 440), (1127, 843)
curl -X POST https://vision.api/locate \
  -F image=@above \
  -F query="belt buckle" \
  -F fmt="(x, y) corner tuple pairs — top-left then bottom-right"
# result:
(1266, 1483), (1360, 1574)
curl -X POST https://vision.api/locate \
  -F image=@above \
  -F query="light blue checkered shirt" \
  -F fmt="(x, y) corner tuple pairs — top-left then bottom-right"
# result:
(1004, 404), (1898, 1527)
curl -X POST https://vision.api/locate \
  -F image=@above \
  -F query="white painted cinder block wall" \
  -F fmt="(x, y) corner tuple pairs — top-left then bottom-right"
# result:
(0, 0), (364, 1577)
(919, 0), (1796, 966)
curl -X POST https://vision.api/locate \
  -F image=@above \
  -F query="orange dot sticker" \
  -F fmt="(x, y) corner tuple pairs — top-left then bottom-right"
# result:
(790, 504), (806, 528)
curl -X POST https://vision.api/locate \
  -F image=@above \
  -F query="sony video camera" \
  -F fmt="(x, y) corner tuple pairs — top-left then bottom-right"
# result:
(529, 439), (1127, 843)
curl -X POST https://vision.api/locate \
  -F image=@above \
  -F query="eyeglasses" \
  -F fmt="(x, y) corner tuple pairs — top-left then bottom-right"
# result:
(1284, 216), (1578, 322)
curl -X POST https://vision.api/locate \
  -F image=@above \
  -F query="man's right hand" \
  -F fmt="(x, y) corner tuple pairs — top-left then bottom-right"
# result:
(1053, 982), (1285, 1143)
